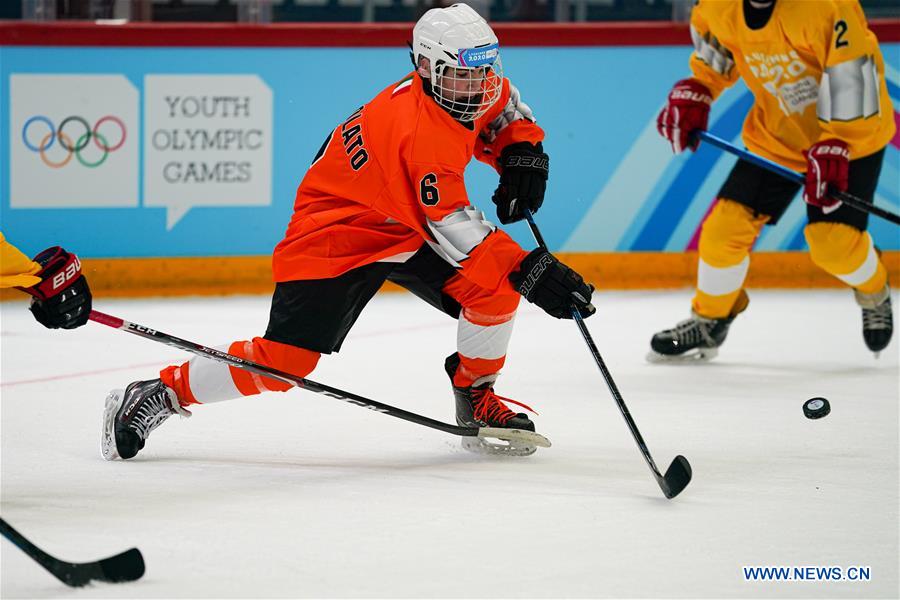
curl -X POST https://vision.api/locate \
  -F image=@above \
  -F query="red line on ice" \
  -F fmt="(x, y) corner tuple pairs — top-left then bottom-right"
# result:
(0, 321), (454, 387)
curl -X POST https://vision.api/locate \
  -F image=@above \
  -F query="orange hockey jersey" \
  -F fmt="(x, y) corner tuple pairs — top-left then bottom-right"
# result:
(272, 73), (544, 294)
(689, 0), (895, 171)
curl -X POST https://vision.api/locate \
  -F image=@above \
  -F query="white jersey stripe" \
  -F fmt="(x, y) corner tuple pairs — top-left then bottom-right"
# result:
(426, 206), (496, 266)
(691, 25), (735, 76)
(392, 78), (413, 96)
(817, 55), (881, 122)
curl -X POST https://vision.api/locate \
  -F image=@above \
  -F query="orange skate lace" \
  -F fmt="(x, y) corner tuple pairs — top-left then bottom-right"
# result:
(472, 388), (537, 425)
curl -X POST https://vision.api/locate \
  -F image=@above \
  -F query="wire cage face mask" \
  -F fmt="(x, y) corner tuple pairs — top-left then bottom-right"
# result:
(430, 50), (503, 123)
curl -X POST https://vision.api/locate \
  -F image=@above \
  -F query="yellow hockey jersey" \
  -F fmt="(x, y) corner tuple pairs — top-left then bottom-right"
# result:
(688, 0), (895, 171)
(0, 232), (41, 289)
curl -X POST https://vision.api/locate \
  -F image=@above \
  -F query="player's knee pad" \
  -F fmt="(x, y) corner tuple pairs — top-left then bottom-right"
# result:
(804, 222), (866, 268)
(229, 337), (321, 395)
(698, 199), (768, 267)
(693, 200), (765, 319)
(804, 222), (885, 291)
(444, 272), (521, 315)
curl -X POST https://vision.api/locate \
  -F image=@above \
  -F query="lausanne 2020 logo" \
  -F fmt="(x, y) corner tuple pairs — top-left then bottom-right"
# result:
(21, 115), (127, 169)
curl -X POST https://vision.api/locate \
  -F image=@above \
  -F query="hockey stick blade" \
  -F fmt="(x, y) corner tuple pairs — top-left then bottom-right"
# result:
(1, 518), (145, 587)
(54, 547), (145, 587)
(94, 548), (146, 584)
(659, 455), (692, 499)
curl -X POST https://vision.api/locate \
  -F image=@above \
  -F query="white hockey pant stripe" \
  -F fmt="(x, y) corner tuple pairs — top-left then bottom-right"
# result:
(697, 255), (750, 297)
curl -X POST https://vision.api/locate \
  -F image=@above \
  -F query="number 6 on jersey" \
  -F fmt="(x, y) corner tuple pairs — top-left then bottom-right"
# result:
(419, 173), (440, 206)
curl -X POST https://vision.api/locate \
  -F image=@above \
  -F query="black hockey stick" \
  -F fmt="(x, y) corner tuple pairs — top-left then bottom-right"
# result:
(696, 130), (900, 226)
(523, 210), (691, 499)
(88, 310), (549, 450)
(0, 518), (145, 587)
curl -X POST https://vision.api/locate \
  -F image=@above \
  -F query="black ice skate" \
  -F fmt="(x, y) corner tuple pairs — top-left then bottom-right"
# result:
(647, 291), (748, 363)
(855, 284), (893, 357)
(101, 379), (191, 461)
(444, 353), (538, 456)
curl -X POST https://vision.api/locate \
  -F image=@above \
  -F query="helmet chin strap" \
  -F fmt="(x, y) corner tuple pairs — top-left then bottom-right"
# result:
(407, 40), (416, 69)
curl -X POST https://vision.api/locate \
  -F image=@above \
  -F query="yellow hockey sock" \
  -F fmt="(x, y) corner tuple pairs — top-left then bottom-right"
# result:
(691, 200), (768, 319)
(805, 223), (887, 294)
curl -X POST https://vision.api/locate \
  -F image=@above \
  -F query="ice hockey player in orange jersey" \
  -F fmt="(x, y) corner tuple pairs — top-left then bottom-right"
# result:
(650, 0), (895, 362)
(100, 3), (595, 459)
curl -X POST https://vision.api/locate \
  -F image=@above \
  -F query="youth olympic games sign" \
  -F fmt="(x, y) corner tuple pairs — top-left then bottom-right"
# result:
(144, 75), (272, 229)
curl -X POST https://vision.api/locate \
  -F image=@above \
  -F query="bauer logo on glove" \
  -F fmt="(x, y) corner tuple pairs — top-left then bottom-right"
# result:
(656, 78), (713, 154)
(21, 247), (93, 330)
(510, 249), (596, 320)
(804, 139), (849, 213)
(492, 142), (549, 225)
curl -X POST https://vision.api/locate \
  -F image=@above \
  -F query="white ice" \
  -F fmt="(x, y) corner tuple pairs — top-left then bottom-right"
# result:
(1, 289), (898, 599)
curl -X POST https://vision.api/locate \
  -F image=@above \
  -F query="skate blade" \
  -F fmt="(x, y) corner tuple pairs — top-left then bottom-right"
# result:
(465, 427), (550, 457)
(462, 436), (537, 457)
(479, 427), (550, 448)
(646, 347), (718, 364)
(101, 389), (124, 461)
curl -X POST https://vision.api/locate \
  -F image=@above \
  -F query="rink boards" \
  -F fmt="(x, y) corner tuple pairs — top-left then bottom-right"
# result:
(0, 22), (898, 296)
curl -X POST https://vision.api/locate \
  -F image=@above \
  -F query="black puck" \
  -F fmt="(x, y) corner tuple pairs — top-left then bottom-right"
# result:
(803, 397), (831, 419)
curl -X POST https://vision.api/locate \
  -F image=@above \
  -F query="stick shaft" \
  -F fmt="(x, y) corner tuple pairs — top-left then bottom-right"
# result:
(88, 310), (477, 438)
(522, 211), (666, 481)
(697, 130), (900, 226)
(1, 518), (56, 567)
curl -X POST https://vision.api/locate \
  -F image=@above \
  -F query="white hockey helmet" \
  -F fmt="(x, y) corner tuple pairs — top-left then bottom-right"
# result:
(411, 3), (503, 122)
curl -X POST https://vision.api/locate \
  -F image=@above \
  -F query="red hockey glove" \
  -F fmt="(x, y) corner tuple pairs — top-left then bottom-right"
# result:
(656, 79), (713, 154)
(804, 139), (849, 214)
(22, 247), (92, 329)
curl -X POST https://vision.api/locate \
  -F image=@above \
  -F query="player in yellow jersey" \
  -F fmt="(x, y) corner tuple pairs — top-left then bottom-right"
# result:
(1, 232), (92, 329)
(650, 0), (895, 362)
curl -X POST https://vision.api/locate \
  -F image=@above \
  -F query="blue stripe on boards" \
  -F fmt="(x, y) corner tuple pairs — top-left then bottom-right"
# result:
(630, 92), (754, 250)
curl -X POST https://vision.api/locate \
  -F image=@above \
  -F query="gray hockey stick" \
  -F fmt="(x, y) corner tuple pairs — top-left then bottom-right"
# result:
(88, 310), (550, 451)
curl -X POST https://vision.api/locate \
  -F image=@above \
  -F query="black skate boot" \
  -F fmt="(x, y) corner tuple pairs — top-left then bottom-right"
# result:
(445, 353), (538, 456)
(647, 291), (748, 363)
(855, 284), (893, 357)
(101, 379), (191, 460)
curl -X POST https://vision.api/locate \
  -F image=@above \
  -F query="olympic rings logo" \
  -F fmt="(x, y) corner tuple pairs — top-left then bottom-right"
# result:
(21, 115), (127, 169)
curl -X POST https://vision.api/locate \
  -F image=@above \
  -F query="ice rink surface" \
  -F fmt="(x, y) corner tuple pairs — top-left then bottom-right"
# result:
(1, 289), (898, 599)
